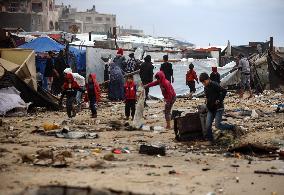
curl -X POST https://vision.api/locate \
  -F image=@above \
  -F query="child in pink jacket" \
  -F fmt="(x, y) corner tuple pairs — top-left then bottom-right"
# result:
(144, 71), (176, 129)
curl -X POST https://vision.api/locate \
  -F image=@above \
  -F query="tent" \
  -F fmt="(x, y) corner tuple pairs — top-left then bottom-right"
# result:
(18, 36), (65, 53)
(0, 48), (37, 90)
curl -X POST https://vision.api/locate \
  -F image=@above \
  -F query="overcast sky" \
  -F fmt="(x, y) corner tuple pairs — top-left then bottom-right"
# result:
(55, 0), (284, 47)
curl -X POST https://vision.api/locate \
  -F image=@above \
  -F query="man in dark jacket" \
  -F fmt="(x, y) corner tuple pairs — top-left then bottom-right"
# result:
(199, 72), (235, 141)
(139, 55), (154, 102)
(53, 50), (69, 95)
(160, 55), (174, 83)
(44, 51), (57, 92)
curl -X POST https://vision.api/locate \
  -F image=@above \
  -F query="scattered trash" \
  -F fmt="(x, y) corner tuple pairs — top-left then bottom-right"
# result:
(103, 153), (115, 161)
(168, 170), (177, 174)
(56, 128), (99, 139)
(228, 143), (279, 156)
(254, 170), (284, 176)
(43, 123), (60, 131)
(202, 167), (211, 171)
(139, 144), (166, 156)
(112, 149), (122, 154)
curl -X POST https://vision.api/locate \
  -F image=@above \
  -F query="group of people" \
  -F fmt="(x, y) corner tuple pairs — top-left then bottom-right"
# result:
(42, 47), (253, 142)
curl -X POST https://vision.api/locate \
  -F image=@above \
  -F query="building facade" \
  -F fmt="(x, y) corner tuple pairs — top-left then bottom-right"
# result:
(0, 0), (59, 32)
(58, 5), (116, 34)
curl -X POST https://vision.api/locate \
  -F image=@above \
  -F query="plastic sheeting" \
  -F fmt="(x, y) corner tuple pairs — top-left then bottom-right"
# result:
(0, 87), (29, 116)
(149, 60), (237, 98)
(86, 48), (133, 83)
(132, 87), (145, 129)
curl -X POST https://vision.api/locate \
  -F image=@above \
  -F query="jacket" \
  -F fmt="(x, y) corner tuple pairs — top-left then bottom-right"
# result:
(204, 81), (227, 112)
(124, 81), (136, 100)
(140, 61), (154, 84)
(160, 62), (173, 82)
(86, 73), (101, 102)
(146, 71), (176, 103)
(186, 69), (198, 82)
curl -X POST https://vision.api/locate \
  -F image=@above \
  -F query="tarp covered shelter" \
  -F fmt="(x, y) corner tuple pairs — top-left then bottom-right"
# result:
(18, 36), (65, 53)
(0, 48), (37, 90)
(0, 69), (60, 110)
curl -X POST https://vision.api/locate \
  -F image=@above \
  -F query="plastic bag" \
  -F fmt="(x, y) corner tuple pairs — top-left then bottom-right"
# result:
(132, 86), (145, 129)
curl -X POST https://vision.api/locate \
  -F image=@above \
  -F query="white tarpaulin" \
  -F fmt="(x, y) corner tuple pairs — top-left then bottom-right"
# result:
(149, 59), (237, 98)
(0, 87), (30, 116)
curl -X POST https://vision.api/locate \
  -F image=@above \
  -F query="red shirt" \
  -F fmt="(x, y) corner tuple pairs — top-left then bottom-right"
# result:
(124, 81), (136, 100)
(186, 69), (198, 82)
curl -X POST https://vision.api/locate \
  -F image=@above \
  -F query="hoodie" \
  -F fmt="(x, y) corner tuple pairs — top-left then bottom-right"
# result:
(87, 73), (101, 102)
(146, 71), (176, 103)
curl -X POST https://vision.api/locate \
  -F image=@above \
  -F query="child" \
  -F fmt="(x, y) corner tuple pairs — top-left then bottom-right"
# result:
(199, 72), (235, 141)
(60, 73), (83, 118)
(144, 71), (176, 129)
(86, 73), (101, 118)
(124, 75), (137, 120)
(186, 63), (199, 98)
(210, 66), (221, 84)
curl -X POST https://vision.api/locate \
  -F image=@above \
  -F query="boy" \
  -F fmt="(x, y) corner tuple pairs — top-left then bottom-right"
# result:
(186, 63), (199, 98)
(60, 73), (83, 118)
(87, 73), (101, 118)
(124, 75), (137, 120)
(199, 72), (235, 141)
(160, 55), (174, 83)
(210, 66), (221, 84)
(145, 71), (176, 129)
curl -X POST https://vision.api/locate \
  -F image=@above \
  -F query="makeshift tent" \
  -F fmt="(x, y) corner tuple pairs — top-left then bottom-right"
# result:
(0, 48), (37, 90)
(18, 36), (65, 53)
(0, 68), (60, 110)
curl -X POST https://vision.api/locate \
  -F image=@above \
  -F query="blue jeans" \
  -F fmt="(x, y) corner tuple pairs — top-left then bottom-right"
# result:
(206, 109), (235, 140)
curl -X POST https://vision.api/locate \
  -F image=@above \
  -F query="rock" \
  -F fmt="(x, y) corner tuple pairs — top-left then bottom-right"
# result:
(33, 159), (53, 166)
(59, 151), (72, 158)
(90, 160), (107, 169)
(36, 149), (54, 160)
(52, 155), (67, 168)
(21, 153), (35, 163)
(103, 153), (115, 161)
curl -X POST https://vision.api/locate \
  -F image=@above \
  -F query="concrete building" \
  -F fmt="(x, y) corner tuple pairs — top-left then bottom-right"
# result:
(0, 0), (59, 32)
(58, 5), (116, 34)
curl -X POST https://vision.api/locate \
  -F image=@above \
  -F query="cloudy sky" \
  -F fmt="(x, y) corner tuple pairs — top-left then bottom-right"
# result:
(55, 0), (284, 46)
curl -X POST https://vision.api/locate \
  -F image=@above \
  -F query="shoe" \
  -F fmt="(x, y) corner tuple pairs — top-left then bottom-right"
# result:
(91, 114), (97, 118)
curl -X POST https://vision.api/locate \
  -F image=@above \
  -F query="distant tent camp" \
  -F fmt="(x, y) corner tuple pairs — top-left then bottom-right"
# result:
(18, 36), (65, 53)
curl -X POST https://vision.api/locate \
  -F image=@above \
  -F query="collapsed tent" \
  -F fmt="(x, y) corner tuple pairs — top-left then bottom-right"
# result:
(0, 68), (60, 110)
(0, 48), (37, 90)
(0, 87), (30, 116)
(148, 59), (237, 98)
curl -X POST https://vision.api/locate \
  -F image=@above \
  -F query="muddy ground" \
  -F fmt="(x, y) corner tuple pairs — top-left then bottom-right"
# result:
(0, 91), (284, 195)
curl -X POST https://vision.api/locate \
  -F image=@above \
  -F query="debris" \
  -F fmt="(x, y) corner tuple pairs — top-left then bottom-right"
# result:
(56, 128), (99, 139)
(254, 170), (284, 176)
(228, 143), (279, 156)
(103, 153), (115, 161)
(52, 155), (67, 168)
(90, 160), (107, 169)
(139, 144), (166, 156)
(59, 151), (72, 158)
(36, 149), (54, 160)
(43, 123), (60, 131)
(251, 109), (259, 118)
(168, 170), (177, 174)
(202, 168), (211, 171)
(235, 176), (239, 183)
(112, 149), (122, 154)
(21, 153), (35, 163)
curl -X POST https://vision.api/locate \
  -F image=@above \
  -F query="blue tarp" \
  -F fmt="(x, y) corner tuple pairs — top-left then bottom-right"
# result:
(69, 47), (86, 72)
(19, 36), (65, 53)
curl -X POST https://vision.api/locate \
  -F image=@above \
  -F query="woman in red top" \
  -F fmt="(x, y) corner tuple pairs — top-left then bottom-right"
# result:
(186, 63), (199, 98)
(124, 75), (137, 120)
(145, 71), (176, 129)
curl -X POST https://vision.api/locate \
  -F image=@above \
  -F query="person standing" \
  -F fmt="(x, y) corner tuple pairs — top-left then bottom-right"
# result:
(186, 63), (199, 98)
(125, 53), (138, 73)
(109, 61), (124, 101)
(237, 54), (253, 98)
(124, 75), (137, 120)
(210, 66), (221, 84)
(139, 55), (154, 104)
(87, 73), (101, 118)
(44, 51), (57, 93)
(160, 55), (174, 83)
(144, 71), (176, 129)
(113, 48), (127, 72)
(199, 72), (235, 141)
(53, 50), (69, 95)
